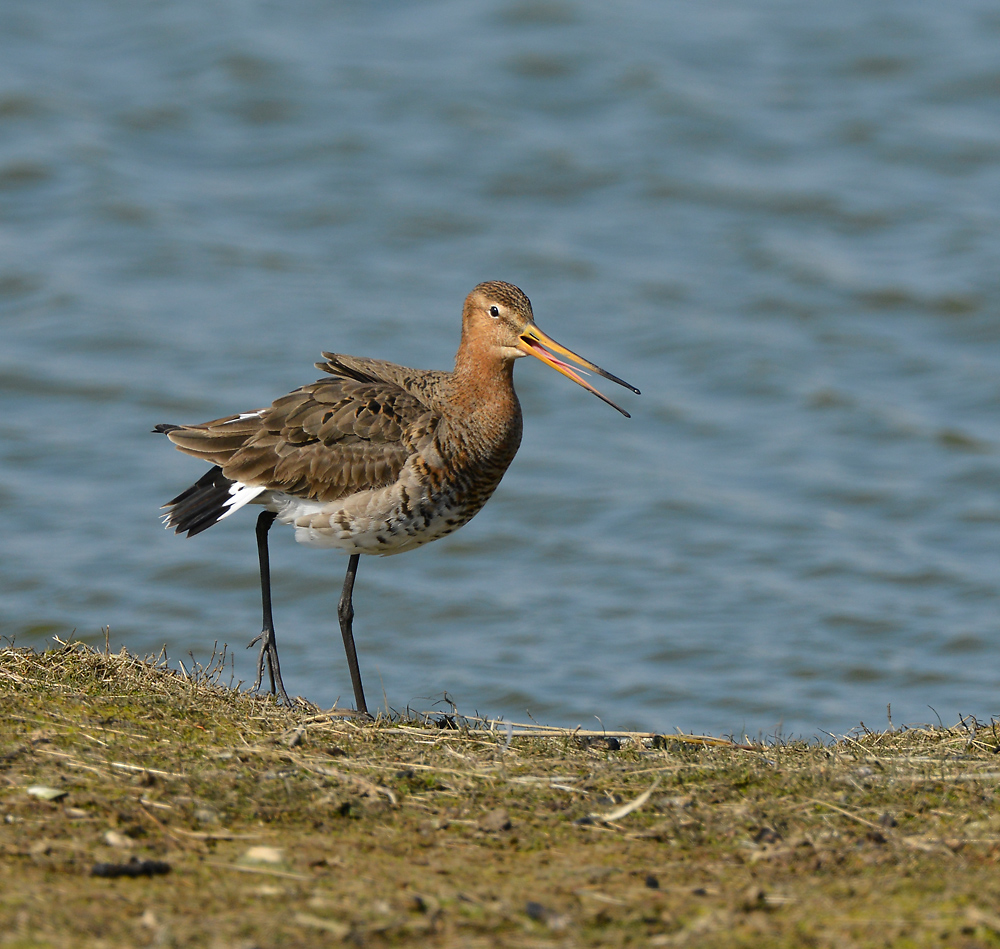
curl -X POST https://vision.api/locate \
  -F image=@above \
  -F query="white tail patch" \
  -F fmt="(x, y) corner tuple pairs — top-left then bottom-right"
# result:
(219, 482), (267, 520)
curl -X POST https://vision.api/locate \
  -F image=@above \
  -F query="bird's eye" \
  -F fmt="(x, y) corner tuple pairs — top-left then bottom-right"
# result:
(489, 305), (500, 318)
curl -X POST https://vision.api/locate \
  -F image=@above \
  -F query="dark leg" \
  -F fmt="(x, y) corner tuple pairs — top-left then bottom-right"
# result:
(247, 511), (292, 705)
(338, 553), (368, 716)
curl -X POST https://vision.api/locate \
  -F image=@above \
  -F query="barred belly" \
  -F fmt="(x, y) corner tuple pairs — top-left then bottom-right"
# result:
(266, 484), (481, 555)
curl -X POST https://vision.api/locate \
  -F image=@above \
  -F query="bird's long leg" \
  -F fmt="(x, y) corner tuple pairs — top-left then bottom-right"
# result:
(247, 510), (292, 705)
(338, 553), (368, 716)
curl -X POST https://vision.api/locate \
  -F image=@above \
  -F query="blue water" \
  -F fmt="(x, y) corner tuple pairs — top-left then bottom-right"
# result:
(3, 0), (1000, 737)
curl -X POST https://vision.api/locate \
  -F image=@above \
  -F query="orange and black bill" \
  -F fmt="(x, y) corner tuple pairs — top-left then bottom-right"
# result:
(517, 324), (640, 418)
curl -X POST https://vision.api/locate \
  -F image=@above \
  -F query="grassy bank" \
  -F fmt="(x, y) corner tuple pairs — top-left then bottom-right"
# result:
(1, 641), (999, 947)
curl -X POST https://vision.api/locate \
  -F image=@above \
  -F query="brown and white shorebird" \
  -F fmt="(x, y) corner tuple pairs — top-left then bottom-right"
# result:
(155, 281), (638, 713)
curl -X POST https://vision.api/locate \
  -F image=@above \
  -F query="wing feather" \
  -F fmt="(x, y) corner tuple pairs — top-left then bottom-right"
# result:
(163, 356), (442, 502)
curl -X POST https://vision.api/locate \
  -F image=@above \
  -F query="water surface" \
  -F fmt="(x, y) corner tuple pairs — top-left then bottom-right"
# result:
(3, 0), (1000, 737)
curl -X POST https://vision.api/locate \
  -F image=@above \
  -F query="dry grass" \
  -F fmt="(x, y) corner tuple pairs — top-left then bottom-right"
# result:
(2, 640), (1000, 947)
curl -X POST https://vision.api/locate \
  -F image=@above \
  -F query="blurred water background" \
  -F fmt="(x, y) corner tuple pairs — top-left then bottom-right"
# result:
(3, 0), (1000, 737)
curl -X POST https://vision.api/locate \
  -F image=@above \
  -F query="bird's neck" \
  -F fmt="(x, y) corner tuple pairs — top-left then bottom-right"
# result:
(448, 338), (523, 453)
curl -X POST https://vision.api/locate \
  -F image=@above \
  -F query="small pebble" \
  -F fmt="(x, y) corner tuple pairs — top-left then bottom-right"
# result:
(91, 857), (170, 878)
(104, 830), (134, 849)
(525, 901), (548, 921)
(741, 885), (767, 910)
(478, 808), (512, 832)
(243, 845), (284, 864)
(753, 826), (782, 845)
(26, 786), (66, 801)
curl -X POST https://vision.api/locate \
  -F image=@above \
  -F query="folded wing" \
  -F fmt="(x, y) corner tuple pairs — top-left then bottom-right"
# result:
(162, 354), (442, 503)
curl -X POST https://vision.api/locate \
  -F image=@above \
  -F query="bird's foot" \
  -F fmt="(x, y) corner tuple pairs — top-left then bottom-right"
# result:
(247, 627), (293, 706)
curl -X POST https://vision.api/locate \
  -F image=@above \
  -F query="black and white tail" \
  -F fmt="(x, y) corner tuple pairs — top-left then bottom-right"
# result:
(160, 465), (237, 537)
(155, 423), (267, 536)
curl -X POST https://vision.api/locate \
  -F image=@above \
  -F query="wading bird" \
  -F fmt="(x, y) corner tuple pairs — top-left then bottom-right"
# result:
(156, 281), (638, 713)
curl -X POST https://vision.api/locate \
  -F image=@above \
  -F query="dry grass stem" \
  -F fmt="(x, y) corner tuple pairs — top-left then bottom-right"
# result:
(2, 640), (1000, 948)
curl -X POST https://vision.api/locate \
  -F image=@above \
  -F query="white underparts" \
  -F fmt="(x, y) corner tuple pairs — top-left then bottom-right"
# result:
(261, 489), (469, 556)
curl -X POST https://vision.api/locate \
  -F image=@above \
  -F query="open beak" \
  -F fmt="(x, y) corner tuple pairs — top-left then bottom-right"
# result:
(517, 324), (640, 418)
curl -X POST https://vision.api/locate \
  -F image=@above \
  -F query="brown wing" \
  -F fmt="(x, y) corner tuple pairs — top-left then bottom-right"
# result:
(164, 355), (442, 502)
